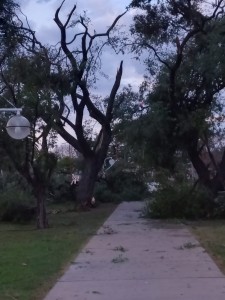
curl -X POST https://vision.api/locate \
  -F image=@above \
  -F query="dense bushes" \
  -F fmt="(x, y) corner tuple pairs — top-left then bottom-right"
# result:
(213, 191), (225, 218)
(0, 156), (80, 225)
(94, 162), (148, 203)
(49, 173), (76, 203)
(0, 186), (36, 223)
(0, 172), (36, 223)
(47, 156), (83, 203)
(94, 181), (121, 203)
(145, 169), (225, 219)
(146, 183), (215, 219)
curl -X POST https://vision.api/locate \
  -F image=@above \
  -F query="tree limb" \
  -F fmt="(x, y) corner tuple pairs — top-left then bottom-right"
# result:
(106, 61), (123, 121)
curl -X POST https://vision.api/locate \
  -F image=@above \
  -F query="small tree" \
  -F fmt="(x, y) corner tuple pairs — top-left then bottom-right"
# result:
(0, 53), (58, 229)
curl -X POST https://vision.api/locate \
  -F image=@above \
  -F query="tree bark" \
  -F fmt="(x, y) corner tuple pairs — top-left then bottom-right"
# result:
(34, 185), (48, 229)
(187, 142), (224, 195)
(76, 157), (100, 209)
(76, 126), (112, 208)
(188, 148), (211, 186)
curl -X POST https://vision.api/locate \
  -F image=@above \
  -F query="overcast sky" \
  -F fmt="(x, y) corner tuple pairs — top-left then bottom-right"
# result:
(17, 0), (145, 144)
(18, 0), (145, 96)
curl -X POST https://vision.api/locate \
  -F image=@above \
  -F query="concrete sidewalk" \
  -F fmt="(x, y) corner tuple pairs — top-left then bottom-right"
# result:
(44, 201), (225, 300)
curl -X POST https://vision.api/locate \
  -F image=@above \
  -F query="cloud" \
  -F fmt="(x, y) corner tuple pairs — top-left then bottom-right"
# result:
(35, 25), (60, 45)
(19, 0), (130, 32)
(36, 0), (52, 3)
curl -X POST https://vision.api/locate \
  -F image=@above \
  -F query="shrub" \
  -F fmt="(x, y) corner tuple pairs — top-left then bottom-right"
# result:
(48, 173), (76, 203)
(213, 191), (225, 218)
(48, 156), (84, 203)
(0, 170), (27, 191)
(95, 161), (148, 203)
(145, 182), (215, 219)
(94, 181), (121, 203)
(0, 187), (36, 223)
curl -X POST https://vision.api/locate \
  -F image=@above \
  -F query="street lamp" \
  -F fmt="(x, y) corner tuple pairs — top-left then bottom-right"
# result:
(0, 108), (30, 140)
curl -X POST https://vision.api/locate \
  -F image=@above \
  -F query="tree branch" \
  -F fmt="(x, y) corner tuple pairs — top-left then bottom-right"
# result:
(86, 10), (128, 53)
(79, 80), (107, 126)
(106, 61), (123, 120)
(54, 121), (82, 153)
(54, 3), (79, 74)
(75, 99), (93, 157)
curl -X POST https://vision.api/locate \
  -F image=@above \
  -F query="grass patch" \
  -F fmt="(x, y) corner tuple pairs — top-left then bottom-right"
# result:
(191, 220), (225, 274)
(0, 203), (116, 300)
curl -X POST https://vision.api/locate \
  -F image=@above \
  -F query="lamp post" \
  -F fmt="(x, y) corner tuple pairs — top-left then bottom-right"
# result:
(0, 108), (30, 140)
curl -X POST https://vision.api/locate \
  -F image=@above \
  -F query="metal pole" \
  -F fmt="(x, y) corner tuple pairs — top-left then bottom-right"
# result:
(0, 108), (22, 113)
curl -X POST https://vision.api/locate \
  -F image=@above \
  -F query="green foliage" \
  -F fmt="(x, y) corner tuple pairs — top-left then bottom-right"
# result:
(107, 168), (147, 201)
(0, 186), (35, 223)
(144, 169), (217, 219)
(213, 192), (225, 218)
(56, 156), (84, 173)
(49, 172), (75, 203)
(94, 182), (121, 203)
(146, 184), (214, 219)
(0, 170), (26, 190)
(123, 0), (225, 193)
(0, 0), (20, 56)
(113, 86), (141, 122)
(48, 156), (84, 203)
(95, 161), (148, 203)
(33, 152), (58, 185)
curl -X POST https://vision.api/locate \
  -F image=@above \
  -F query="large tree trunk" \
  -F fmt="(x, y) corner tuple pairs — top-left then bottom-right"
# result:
(34, 185), (48, 229)
(188, 147), (211, 187)
(186, 132), (212, 189)
(76, 128), (112, 208)
(187, 142), (224, 195)
(76, 157), (101, 209)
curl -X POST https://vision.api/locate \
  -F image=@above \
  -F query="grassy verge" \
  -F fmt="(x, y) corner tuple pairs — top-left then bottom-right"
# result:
(0, 203), (116, 300)
(191, 220), (225, 274)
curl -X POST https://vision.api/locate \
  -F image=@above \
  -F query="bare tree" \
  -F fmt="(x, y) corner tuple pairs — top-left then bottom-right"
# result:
(46, 1), (126, 207)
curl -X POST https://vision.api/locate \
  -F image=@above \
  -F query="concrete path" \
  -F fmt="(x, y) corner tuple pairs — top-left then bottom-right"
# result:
(44, 201), (225, 300)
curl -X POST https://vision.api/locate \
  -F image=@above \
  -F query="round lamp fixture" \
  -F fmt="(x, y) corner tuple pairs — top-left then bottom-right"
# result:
(6, 114), (30, 139)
